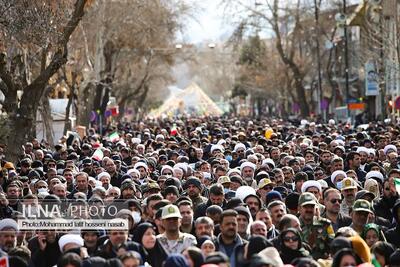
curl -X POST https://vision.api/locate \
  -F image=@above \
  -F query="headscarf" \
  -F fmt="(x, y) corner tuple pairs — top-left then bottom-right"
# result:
(279, 228), (309, 264)
(364, 179), (380, 200)
(132, 223), (153, 245)
(361, 223), (386, 243)
(132, 222), (167, 267)
(246, 236), (273, 259)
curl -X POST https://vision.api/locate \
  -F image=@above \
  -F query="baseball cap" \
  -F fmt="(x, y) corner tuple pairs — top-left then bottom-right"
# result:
(161, 204), (182, 219)
(355, 190), (375, 201)
(352, 199), (373, 214)
(341, 177), (357, 191)
(258, 178), (274, 190)
(217, 176), (231, 185)
(298, 192), (317, 206)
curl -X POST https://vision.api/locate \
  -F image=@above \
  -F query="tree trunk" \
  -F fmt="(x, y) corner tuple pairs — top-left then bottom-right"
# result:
(76, 82), (95, 126)
(39, 87), (55, 145)
(5, 107), (36, 162)
(63, 86), (74, 134)
(272, 0), (309, 118)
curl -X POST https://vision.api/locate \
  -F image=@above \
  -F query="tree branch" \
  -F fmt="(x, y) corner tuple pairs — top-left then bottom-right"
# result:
(21, 0), (87, 105)
(0, 53), (14, 95)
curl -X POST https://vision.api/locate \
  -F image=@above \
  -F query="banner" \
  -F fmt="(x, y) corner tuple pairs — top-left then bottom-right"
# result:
(365, 61), (379, 96)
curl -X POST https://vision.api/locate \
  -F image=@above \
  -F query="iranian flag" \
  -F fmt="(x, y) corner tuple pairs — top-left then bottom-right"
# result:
(395, 178), (400, 194)
(170, 124), (178, 136)
(109, 132), (120, 142)
(92, 148), (104, 161)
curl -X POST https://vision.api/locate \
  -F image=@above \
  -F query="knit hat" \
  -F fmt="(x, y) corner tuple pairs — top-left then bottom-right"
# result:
(184, 177), (202, 190)
(266, 191), (282, 204)
(164, 185), (180, 197)
(121, 180), (136, 192)
(234, 206), (251, 222)
(285, 192), (300, 211)
(164, 254), (189, 267)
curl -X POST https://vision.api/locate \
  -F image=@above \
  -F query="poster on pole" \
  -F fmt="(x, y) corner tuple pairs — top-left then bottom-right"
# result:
(365, 61), (379, 96)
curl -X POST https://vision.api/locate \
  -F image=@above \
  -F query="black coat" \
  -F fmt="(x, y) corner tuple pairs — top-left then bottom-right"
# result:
(374, 195), (399, 222)
(385, 225), (400, 248)
(28, 236), (61, 267)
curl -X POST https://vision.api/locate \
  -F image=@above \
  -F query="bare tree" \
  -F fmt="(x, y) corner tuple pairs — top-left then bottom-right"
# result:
(0, 0), (88, 161)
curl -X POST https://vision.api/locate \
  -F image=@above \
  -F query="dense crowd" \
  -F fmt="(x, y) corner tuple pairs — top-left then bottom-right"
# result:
(1, 117), (400, 267)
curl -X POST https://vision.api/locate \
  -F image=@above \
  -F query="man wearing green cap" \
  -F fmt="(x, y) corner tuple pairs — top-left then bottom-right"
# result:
(298, 192), (334, 260)
(350, 199), (374, 234)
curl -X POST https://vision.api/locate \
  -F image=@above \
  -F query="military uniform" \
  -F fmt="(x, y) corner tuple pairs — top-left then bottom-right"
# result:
(300, 216), (335, 259)
(190, 194), (208, 210)
(298, 192), (335, 260)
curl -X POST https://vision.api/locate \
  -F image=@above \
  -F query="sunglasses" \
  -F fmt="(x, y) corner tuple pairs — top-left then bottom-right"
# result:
(283, 236), (299, 242)
(164, 172), (172, 175)
(330, 198), (342, 204)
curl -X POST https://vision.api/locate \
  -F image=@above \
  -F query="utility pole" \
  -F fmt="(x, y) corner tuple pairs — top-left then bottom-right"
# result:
(314, 0), (324, 121)
(343, 0), (350, 119)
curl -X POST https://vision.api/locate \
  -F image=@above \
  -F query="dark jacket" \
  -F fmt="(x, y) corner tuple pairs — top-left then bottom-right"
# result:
(28, 235), (61, 267)
(374, 194), (399, 222)
(214, 234), (246, 258)
(384, 199), (400, 247)
(67, 185), (93, 199)
(96, 240), (145, 260)
(110, 172), (124, 187)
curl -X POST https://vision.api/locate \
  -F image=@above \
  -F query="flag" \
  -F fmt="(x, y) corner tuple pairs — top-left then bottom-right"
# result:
(109, 132), (120, 142)
(0, 255), (9, 267)
(395, 178), (400, 195)
(170, 124), (177, 136)
(92, 148), (104, 161)
(371, 255), (381, 267)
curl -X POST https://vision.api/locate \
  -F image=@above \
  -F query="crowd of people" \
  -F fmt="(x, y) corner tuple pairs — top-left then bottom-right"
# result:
(0, 117), (400, 267)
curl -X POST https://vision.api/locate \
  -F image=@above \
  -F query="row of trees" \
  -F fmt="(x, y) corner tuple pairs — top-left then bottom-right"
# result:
(222, 0), (356, 118)
(0, 0), (190, 161)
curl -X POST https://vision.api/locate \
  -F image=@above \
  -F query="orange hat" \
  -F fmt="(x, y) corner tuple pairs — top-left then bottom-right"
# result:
(4, 162), (15, 170)
(349, 235), (371, 263)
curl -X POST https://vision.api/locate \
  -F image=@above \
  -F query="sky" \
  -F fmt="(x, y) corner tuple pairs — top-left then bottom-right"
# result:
(181, 0), (362, 44)
(178, 1), (233, 44)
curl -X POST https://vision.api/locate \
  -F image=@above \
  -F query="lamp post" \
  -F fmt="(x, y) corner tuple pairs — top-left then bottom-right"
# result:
(343, 0), (350, 120)
(314, 0), (324, 121)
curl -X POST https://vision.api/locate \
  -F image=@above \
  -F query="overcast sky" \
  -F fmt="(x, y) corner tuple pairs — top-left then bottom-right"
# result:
(178, 1), (233, 44)
(181, 0), (362, 44)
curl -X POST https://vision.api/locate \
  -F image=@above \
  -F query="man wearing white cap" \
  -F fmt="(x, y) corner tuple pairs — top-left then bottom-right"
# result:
(301, 180), (322, 202)
(0, 218), (18, 252)
(240, 162), (257, 188)
(157, 204), (197, 254)
(134, 162), (149, 185)
(58, 233), (84, 253)
(356, 147), (369, 171)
